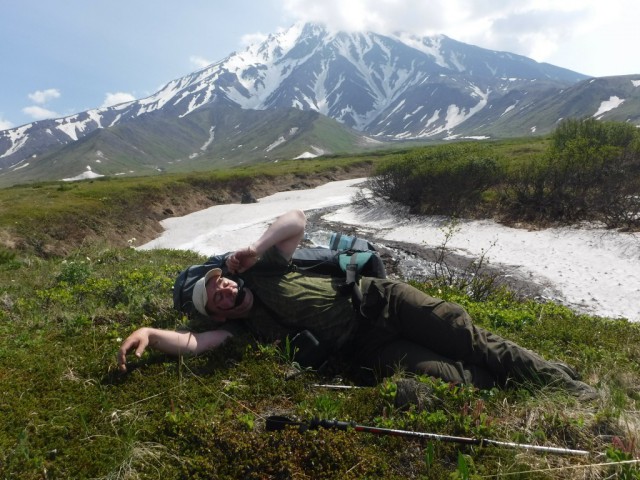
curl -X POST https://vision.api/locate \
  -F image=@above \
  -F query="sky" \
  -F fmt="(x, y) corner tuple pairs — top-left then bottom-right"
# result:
(1, 0), (639, 131)
(139, 178), (640, 322)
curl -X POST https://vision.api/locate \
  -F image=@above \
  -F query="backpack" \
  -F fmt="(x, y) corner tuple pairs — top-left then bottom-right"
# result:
(172, 232), (386, 318)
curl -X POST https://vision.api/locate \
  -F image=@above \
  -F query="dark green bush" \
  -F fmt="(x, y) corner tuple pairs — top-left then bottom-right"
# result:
(369, 144), (503, 215)
(502, 118), (640, 226)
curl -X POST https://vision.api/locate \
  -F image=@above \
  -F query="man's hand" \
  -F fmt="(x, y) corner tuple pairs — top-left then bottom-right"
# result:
(116, 328), (232, 372)
(226, 245), (260, 273)
(117, 328), (150, 372)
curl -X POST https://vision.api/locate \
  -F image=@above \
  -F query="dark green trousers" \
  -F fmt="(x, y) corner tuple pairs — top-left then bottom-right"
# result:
(351, 279), (572, 389)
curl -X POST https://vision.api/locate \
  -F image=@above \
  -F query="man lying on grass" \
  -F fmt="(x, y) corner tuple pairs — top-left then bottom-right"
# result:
(118, 209), (598, 400)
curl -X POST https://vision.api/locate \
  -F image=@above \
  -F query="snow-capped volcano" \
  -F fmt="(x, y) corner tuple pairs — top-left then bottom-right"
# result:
(142, 22), (585, 132)
(3, 22), (639, 186)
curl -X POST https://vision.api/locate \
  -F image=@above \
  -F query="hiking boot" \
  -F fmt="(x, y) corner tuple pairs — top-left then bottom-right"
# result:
(394, 379), (436, 410)
(552, 361), (580, 380)
(566, 380), (600, 402)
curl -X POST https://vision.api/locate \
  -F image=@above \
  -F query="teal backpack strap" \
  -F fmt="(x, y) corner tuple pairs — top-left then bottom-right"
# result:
(338, 251), (373, 283)
(346, 252), (358, 284)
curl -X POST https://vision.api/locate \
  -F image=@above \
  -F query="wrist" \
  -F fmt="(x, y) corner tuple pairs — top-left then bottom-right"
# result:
(249, 244), (262, 259)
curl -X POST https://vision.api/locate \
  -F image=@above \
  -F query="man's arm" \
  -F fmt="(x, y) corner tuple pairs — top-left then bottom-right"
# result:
(117, 327), (233, 372)
(227, 209), (306, 273)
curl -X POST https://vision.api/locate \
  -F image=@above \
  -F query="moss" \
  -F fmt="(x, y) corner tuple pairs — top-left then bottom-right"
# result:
(1, 246), (639, 478)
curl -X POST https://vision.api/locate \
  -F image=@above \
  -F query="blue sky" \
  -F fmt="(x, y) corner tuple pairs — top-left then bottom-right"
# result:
(2, 0), (638, 130)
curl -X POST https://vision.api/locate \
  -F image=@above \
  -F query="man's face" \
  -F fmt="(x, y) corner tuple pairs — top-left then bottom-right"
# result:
(205, 275), (240, 313)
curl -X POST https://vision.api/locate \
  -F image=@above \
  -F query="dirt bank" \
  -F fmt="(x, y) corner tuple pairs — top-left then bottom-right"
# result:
(10, 165), (373, 257)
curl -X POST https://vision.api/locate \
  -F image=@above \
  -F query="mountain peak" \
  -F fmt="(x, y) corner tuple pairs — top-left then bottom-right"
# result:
(5, 22), (633, 188)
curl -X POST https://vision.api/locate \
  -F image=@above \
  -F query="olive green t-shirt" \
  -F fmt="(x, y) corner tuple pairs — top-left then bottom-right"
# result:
(241, 247), (358, 347)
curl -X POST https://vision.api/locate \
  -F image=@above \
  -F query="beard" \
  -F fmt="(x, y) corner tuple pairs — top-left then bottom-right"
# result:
(219, 287), (254, 319)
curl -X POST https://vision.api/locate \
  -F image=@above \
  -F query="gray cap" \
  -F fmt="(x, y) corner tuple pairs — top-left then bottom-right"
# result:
(192, 268), (222, 316)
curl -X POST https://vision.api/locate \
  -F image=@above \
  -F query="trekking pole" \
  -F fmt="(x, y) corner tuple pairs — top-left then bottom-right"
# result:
(265, 416), (590, 456)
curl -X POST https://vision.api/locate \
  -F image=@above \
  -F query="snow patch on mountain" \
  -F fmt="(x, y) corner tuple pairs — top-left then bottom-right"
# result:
(266, 136), (286, 152)
(0, 124), (31, 159)
(201, 126), (215, 151)
(10, 159), (29, 171)
(501, 104), (516, 117)
(446, 86), (489, 127)
(56, 118), (80, 141)
(294, 145), (326, 159)
(396, 33), (448, 68)
(593, 96), (625, 118)
(139, 77), (191, 115)
(449, 52), (466, 72)
(425, 110), (440, 127)
(294, 151), (318, 159)
(62, 166), (104, 182)
(87, 109), (104, 128)
(52, 108), (108, 141)
(419, 86), (489, 138)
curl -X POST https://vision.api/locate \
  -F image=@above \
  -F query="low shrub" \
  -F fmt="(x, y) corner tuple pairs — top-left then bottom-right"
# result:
(369, 143), (504, 216)
(501, 118), (640, 227)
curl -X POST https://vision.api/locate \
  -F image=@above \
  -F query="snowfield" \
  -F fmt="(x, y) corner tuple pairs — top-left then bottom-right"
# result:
(139, 178), (640, 323)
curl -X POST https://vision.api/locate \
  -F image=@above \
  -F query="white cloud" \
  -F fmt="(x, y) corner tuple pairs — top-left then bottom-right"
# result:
(0, 116), (13, 130)
(28, 88), (61, 104)
(284, 0), (564, 55)
(189, 55), (213, 69)
(23, 105), (59, 120)
(281, 0), (484, 35)
(101, 92), (136, 108)
(279, 0), (625, 71)
(240, 32), (269, 47)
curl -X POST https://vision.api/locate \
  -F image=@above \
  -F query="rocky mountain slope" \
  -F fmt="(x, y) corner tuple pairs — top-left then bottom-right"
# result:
(1, 22), (639, 186)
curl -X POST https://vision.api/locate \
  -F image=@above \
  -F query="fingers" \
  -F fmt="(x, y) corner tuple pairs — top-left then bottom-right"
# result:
(226, 255), (240, 273)
(117, 329), (148, 372)
(117, 342), (133, 372)
(226, 248), (257, 273)
(134, 335), (149, 359)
